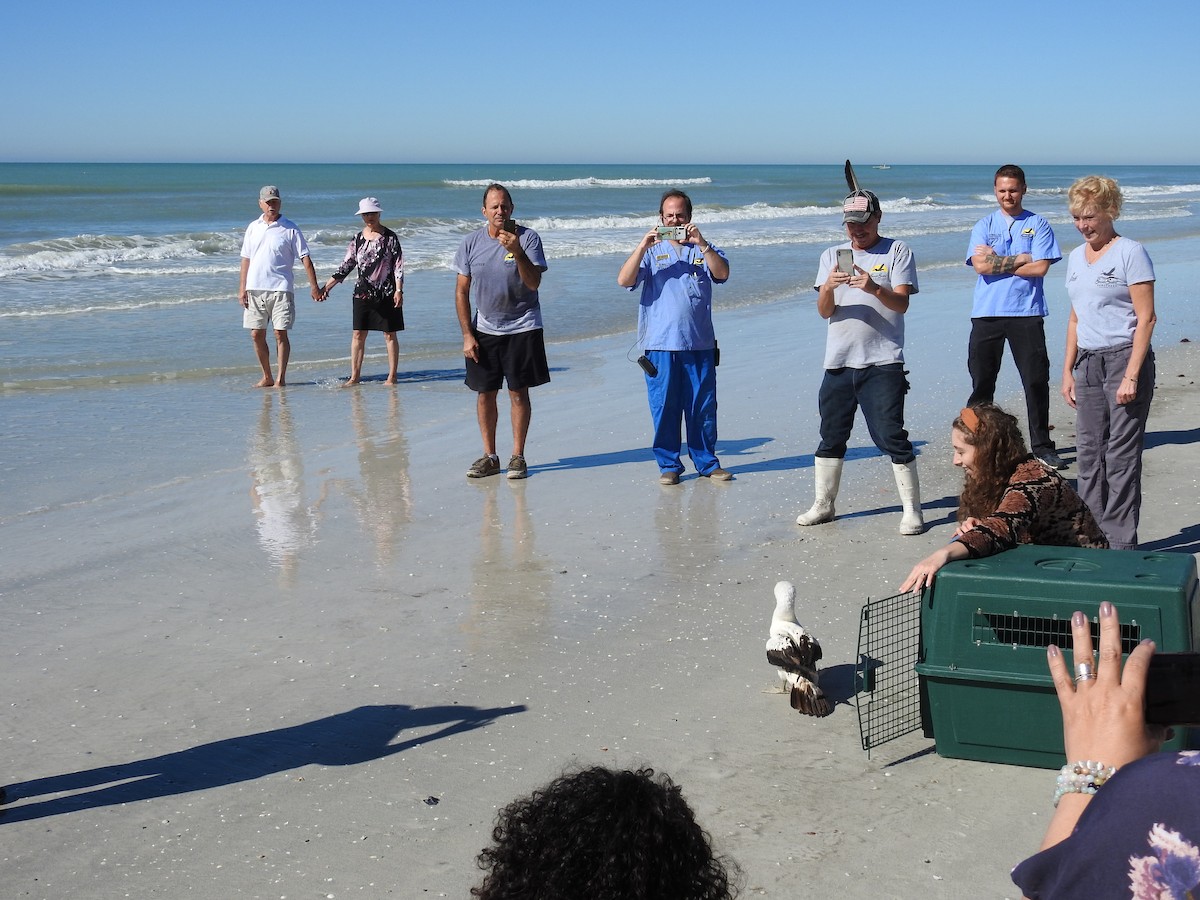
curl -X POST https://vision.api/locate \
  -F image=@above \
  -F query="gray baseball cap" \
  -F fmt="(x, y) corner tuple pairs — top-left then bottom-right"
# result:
(842, 190), (881, 224)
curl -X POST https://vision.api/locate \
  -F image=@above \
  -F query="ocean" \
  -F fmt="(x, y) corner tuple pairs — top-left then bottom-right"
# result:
(2, 163), (1197, 524)
(3, 162), (1198, 390)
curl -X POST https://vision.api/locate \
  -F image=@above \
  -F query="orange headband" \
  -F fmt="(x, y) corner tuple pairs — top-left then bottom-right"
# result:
(959, 407), (980, 434)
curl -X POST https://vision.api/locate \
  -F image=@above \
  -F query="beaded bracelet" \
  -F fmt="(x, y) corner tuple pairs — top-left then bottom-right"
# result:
(1053, 760), (1117, 807)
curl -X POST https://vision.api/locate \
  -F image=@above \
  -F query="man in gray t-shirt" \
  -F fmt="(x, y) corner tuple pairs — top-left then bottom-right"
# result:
(795, 188), (925, 536)
(453, 184), (550, 480)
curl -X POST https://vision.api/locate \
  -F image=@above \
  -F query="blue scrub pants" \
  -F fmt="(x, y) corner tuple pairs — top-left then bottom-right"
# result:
(815, 363), (915, 464)
(645, 349), (720, 475)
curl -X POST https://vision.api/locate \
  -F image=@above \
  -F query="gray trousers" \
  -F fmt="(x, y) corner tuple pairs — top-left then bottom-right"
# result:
(1072, 345), (1154, 550)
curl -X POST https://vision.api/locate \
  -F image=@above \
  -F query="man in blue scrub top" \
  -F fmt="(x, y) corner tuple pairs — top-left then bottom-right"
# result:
(966, 164), (1065, 469)
(617, 190), (731, 485)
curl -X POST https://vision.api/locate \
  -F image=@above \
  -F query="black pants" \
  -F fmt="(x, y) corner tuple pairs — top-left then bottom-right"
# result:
(967, 316), (1055, 455)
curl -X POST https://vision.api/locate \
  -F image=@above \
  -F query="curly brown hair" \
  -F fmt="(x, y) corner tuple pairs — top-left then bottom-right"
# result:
(471, 766), (739, 900)
(955, 404), (1030, 521)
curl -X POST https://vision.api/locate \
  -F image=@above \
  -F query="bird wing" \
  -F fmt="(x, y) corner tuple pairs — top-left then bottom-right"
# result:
(844, 159), (861, 193)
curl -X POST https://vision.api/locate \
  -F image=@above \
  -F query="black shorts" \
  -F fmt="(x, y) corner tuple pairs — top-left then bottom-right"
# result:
(465, 328), (550, 392)
(352, 287), (405, 333)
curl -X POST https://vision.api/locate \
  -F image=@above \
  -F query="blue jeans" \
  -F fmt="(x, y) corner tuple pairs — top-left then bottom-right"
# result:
(645, 349), (720, 475)
(816, 364), (914, 464)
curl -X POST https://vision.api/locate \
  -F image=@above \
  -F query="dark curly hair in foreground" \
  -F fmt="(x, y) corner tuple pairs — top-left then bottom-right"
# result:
(954, 403), (1029, 521)
(471, 766), (740, 900)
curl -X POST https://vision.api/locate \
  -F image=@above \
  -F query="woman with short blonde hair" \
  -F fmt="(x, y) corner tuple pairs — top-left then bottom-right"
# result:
(1061, 176), (1157, 550)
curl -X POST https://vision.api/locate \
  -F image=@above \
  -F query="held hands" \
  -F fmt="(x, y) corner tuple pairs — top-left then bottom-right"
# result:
(1049, 602), (1166, 771)
(310, 284), (323, 302)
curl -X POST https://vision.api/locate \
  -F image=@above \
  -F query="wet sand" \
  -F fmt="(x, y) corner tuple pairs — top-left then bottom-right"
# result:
(2, 280), (1197, 898)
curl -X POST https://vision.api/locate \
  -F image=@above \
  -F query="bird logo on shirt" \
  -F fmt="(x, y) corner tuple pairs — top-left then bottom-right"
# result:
(872, 264), (888, 274)
(1095, 267), (1121, 287)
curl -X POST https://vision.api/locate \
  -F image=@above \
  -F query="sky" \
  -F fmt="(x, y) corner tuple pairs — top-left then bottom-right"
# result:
(4, 0), (1198, 165)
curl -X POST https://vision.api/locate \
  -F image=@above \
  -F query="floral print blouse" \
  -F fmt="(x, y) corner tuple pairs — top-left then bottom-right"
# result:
(1012, 751), (1200, 898)
(332, 227), (404, 293)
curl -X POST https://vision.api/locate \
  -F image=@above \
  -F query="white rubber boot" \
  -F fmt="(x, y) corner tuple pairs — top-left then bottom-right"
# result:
(893, 460), (925, 535)
(796, 457), (843, 526)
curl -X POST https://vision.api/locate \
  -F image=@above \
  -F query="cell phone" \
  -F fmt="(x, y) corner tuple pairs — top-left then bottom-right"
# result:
(836, 248), (855, 274)
(636, 355), (658, 377)
(656, 225), (687, 242)
(502, 218), (518, 234)
(1145, 652), (1200, 726)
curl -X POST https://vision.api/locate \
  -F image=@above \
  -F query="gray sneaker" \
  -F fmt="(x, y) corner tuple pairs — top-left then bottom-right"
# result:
(467, 455), (501, 478)
(1036, 451), (1068, 470)
(506, 455), (528, 480)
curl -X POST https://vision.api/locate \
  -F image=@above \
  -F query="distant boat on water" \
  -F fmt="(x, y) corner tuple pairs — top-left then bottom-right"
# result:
(873, 164), (891, 170)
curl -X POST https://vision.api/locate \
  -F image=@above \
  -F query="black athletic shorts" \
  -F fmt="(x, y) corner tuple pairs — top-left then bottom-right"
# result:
(464, 328), (550, 392)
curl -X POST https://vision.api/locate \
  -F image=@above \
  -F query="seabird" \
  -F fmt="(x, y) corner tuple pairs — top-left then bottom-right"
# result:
(766, 581), (831, 717)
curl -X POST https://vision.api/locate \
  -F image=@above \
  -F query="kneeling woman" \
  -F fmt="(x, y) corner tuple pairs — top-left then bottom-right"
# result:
(900, 404), (1107, 592)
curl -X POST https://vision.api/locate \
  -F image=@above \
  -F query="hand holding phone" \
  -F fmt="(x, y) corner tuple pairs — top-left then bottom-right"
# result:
(836, 248), (855, 275)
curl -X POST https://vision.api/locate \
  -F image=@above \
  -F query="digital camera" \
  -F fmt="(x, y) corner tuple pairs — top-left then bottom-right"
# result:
(655, 225), (687, 241)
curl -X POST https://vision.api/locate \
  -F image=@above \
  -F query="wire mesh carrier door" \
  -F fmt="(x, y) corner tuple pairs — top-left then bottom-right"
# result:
(855, 588), (926, 756)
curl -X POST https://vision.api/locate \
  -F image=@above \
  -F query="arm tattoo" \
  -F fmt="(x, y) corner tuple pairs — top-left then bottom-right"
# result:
(986, 254), (1020, 275)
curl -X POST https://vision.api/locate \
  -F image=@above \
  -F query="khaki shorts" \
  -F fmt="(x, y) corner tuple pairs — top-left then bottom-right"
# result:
(243, 290), (295, 330)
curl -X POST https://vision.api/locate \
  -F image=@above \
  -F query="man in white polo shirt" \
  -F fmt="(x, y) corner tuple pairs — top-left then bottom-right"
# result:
(238, 185), (321, 387)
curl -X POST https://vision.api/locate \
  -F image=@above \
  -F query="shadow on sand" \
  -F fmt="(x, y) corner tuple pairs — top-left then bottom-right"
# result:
(1, 702), (525, 823)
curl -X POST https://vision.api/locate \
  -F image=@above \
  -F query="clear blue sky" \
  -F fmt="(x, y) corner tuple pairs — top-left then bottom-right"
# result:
(5, 0), (1196, 164)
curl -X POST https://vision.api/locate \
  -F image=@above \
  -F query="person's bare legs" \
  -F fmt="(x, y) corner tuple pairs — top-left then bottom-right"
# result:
(477, 390), (500, 456)
(345, 330), (367, 386)
(383, 332), (399, 385)
(252, 328), (274, 388)
(509, 387), (531, 458)
(274, 329), (290, 387)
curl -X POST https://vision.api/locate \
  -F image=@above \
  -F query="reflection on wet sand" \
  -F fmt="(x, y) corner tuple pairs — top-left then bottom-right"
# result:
(248, 392), (320, 585)
(462, 483), (553, 653)
(653, 479), (722, 588)
(342, 389), (413, 567)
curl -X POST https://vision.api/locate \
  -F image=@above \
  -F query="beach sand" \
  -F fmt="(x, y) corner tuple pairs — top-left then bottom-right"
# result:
(1, 289), (1197, 898)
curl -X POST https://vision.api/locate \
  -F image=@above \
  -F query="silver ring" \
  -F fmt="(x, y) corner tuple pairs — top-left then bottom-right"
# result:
(1075, 662), (1096, 683)
(1075, 673), (1097, 683)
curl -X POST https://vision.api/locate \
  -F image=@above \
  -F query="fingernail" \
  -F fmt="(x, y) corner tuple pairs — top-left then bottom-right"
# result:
(1072, 611), (1085, 627)
(1100, 601), (1114, 618)
(1048, 645), (1060, 659)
